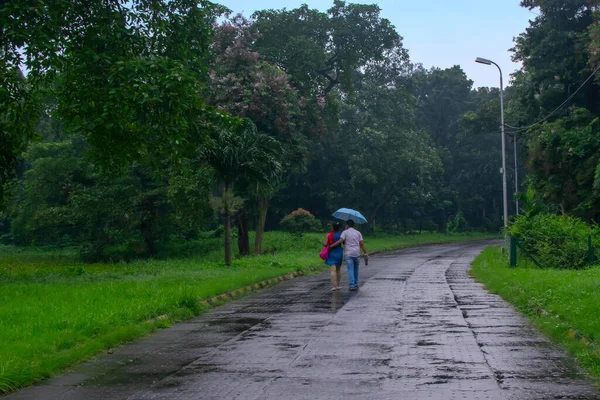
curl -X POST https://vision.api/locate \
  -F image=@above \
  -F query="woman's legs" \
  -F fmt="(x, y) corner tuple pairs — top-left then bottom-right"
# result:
(330, 266), (338, 289)
(335, 265), (341, 288)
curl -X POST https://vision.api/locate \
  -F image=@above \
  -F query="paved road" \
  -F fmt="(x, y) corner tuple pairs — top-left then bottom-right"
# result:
(7, 241), (600, 399)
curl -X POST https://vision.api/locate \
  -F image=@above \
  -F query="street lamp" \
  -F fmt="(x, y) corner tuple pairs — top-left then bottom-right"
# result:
(514, 133), (519, 214)
(475, 57), (508, 229)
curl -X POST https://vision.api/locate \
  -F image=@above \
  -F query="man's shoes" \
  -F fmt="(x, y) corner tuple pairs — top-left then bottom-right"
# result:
(349, 286), (358, 291)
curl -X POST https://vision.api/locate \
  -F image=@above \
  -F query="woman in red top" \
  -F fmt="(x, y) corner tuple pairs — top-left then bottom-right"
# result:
(323, 222), (343, 291)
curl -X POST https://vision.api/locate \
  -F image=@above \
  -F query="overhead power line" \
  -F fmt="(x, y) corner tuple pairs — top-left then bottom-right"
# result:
(505, 64), (600, 133)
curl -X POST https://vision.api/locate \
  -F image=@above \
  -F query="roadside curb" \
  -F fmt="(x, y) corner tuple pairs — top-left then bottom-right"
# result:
(141, 265), (325, 326)
(535, 308), (595, 349)
(567, 328), (593, 348)
(536, 310), (597, 353)
(199, 265), (323, 307)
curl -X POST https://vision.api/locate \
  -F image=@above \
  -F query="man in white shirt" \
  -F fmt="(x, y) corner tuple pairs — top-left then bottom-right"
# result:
(331, 220), (368, 291)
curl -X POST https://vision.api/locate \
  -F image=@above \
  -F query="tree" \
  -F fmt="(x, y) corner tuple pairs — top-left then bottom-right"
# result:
(247, 1), (424, 232)
(250, 0), (412, 150)
(0, 0), (225, 200)
(414, 66), (473, 148)
(208, 15), (302, 139)
(0, 68), (39, 204)
(288, 62), (444, 230)
(526, 109), (600, 219)
(337, 71), (436, 223)
(457, 89), (506, 229)
(252, 182), (280, 255)
(513, 0), (597, 116)
(508, 0), (600, 220)
(8, 138), (92, 247)
(201, 120), (282, 265)
(207, 15), (302, 254)
(252, 1), (407, 97)
(412, 66), (482, 230)
(7, 137), (183, 260)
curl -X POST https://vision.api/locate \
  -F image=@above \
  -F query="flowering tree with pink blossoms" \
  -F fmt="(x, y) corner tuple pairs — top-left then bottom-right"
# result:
(207, 15), (305, 255)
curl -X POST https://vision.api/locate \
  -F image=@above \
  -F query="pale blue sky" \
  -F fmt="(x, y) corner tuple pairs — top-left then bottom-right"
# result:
(217, 0), (536, 88)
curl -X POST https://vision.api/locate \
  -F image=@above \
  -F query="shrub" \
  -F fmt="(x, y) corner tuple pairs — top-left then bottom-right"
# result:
(447, 211), (468, 233)
(422, 219), (439, 232)
(508, 213), (599, 269)
(280, 208), (322, 233)
(483, 216), (502, 233)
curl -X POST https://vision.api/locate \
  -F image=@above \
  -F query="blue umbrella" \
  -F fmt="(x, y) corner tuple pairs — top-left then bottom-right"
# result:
(332, 208), (368, 224)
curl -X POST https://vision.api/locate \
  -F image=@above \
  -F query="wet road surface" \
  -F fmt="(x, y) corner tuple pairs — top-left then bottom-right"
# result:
(6, 240), (600, 399)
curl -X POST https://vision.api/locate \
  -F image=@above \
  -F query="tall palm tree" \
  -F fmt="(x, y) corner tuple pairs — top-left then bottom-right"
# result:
(202, 119), (281, 265)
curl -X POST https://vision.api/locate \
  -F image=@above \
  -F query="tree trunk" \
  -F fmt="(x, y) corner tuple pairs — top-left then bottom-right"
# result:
(142, 229), (158, 256)
(438, 210), (447, 233)
(224, 210), (232, 265)
(140, 198), (158, 256)
(236, 211), (250, 256)
(369, 185), (396, 223)
(255, 197), (269, 255)
(223, 184), (232, 265)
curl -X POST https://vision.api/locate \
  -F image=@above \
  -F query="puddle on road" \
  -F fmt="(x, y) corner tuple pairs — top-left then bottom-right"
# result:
(372, 277), (407, 282)
(416, 340), (439, 347)
(173, 363), (223, 376)
(83, 371), (172, 387)
(359, 343), (394, 354)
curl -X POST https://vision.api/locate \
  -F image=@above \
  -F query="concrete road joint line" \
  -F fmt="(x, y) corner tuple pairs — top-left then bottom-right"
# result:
(446, 261), (504, 391)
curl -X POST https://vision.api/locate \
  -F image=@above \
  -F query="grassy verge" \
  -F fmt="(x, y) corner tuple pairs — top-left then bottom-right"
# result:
(470, 247), (600, 381)
(0, 231), (497, 393)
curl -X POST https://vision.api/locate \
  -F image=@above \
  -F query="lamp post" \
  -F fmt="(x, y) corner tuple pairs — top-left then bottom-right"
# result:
(514, 133), (519, 214)
(475, 57), (508, 228)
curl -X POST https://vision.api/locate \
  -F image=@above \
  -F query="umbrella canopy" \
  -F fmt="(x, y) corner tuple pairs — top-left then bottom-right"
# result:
(332, 208), (368, 224)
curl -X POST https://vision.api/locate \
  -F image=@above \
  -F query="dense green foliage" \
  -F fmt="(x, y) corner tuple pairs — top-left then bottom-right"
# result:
(471, 247), (600, 381)
(1, 0), (226, 180)
(508, 0), (600, 221)
(6, 138), (214, 261)
(508, 213), (600, 269)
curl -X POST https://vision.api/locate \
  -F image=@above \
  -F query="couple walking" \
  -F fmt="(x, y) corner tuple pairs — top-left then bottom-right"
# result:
(323, 220), (368, 291)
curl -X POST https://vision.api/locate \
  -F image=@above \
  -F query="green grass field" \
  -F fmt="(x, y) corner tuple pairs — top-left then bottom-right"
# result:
(0, 231), (497, 393)
(470, 247), (600, 381)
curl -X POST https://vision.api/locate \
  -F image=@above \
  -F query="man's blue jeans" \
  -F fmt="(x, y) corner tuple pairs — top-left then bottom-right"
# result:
(347, 256), (360, 288)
